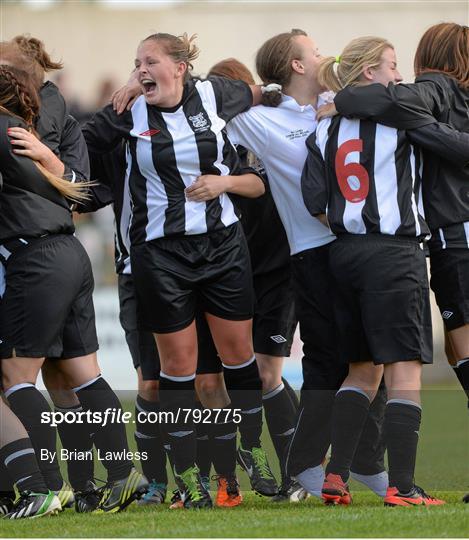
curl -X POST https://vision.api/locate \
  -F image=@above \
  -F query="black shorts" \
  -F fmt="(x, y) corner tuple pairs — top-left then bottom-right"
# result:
(429, 247), (469, 331)
(329, 235), (432, 366)
(194, 269), (296, 373)
(118, 274), (160, 381)
(252, 268), (296, 357)
(0, 235), (98, 360)
(131, 222), (254, 334)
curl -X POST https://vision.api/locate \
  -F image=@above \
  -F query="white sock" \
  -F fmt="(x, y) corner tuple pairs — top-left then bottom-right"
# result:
(294, 465), (324, 499)
(350, 470), (389, 497)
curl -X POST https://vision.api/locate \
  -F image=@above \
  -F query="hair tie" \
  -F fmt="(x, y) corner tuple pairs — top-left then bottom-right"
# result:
(261, 83), (282, 95)
(333, 56), (341, 78)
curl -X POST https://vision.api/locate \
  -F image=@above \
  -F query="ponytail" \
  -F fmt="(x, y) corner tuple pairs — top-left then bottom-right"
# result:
(13, 35), (63, 72)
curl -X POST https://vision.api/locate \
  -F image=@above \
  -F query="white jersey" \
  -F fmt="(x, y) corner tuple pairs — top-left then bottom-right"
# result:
(227, 94), (335, 255)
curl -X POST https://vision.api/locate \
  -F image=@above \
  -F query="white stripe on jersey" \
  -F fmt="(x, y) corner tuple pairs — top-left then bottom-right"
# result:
(374, 124), (400, 235)
(120, 144), (133, 274)
(463, 222), (469, 248)
(439, 228), (447, 249)
(409, 146), (421, 238)
(196, 80), (238, 228)
(316, 117), (331, 160)
(161, 108), (208, 235)
(130, 98), (168, 241)
(338, 120), (366, 234)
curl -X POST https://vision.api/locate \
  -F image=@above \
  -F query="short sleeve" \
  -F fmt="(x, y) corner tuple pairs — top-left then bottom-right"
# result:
(208, 76), (253, 122)
(82, 104), (132, 154)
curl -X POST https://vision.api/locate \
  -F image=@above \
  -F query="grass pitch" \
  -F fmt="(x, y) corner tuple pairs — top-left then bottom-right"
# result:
(1, 387), (467, 538)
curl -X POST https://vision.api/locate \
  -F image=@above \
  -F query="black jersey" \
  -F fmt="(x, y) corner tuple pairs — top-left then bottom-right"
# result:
(0, 114), (74, 242)
(83, 77), (253, 245)
(38, 81), (90, 182)
(77, 143), (131, 275)
(302, 116), (429, 239)
(231, 148), (290, 276)
(334, 74), (469, 237)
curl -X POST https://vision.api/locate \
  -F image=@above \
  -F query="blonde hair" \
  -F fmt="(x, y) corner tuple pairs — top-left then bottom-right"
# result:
(0, 65), (89, 202)
(142, 33), (199, 82)
(318, 36), (394, 92)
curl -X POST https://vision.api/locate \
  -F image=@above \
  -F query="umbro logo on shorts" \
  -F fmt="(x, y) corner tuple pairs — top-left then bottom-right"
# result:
(270, 335), (287, 344)
(442, 310), (454, 319)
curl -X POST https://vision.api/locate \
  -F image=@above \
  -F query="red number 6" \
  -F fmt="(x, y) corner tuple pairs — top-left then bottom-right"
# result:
(335, 139), (369, 203)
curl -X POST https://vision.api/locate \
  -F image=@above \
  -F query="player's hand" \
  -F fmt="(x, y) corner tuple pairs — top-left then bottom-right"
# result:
(112, 75), (142, 114)
(8, 127), (54, 162)
(7, 127), (65, 176)
(185, 175), (229, 202)
(316, 102), (338, 122)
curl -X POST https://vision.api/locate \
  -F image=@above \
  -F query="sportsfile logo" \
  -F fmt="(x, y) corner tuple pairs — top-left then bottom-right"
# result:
(270, 334), (287, 344)
(442, 310), (454, 319)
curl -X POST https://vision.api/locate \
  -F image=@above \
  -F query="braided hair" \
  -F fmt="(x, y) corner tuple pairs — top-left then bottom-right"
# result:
(0, 65), (89, 202)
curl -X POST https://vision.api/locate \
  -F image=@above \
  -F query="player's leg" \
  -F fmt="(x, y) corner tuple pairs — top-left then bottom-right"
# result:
(287, 244), (347, 498)
(41, 361), (93, 509)
(202, 223), (277, 496)
(196, 313), (242, 508)
(0, 400), (61, 519)
(118, 274), (167, 506)
(430, 248), (469, 407)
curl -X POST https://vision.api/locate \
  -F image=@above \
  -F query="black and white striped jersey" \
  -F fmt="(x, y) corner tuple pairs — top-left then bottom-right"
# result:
(302, 116), (429, 239)
(83, 77), (252, 245)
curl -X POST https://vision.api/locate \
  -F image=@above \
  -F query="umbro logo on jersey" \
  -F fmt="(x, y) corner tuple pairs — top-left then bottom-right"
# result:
(270, 334), (287, 344)
(442, 310), (454, 319)
(139, 129), (160, 137)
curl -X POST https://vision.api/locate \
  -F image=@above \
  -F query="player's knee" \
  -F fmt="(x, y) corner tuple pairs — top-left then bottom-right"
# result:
(138, 379), (159, 401)
(196, 374), (226, 403)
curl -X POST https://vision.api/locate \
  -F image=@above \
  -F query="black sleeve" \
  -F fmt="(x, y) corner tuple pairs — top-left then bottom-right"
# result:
(82, 104), (131, 153)
(60, 115), (90, 182)
(301, 133), (329, 216)
(407, 123), (469, 171)
(208, 76), (253, 122)
(334, 82), (439, 129)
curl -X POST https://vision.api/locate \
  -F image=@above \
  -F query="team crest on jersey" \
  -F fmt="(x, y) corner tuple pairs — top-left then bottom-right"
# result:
(188, 112), (210, 133)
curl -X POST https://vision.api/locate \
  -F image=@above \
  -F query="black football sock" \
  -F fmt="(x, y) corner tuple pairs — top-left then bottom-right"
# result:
(326, 387), (371, 483)
(285, 389), (335, 477)
(453, 359), (469, 402)
(384, 400), (421, 494)
(195, 406), (212, 479)
(282, 377), (300, 409)
(351, 380), (387, 475)
(0, 438), (49, 494)
(55, 405), (94, 491)
(135, 395), (168, 485)
(223, 356), (263, 450)
(159, 373), (196, 475)
(74, 376), (132, 482)
(6, 384), (63, 490)
(263, 382), (297, 482)
(0, 461), (15, 498)
(211, 409), (237, 476)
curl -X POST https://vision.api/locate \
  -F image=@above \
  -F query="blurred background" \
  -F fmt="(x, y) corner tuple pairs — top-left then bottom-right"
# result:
(1, 0), (469, 390)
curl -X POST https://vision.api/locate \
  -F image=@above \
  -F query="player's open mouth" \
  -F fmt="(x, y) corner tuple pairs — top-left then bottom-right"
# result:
(141, 79), (157, 95)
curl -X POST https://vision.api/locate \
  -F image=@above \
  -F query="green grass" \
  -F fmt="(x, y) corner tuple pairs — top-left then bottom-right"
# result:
(1, 386), (467, 537)
(1, 492), (467, 538)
